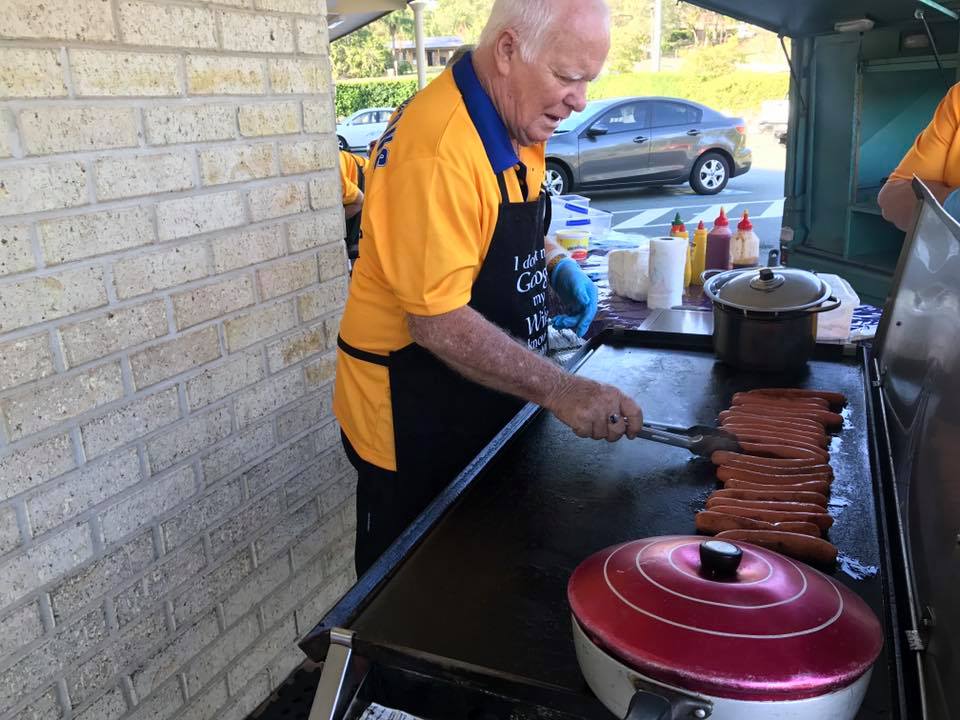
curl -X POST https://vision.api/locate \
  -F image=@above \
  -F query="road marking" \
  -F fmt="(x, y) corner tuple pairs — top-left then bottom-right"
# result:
(613, 208), (674, 230)
(758, 198), (785, 218)
(685, 204), (724, 224)
(608, 199), (785, 230)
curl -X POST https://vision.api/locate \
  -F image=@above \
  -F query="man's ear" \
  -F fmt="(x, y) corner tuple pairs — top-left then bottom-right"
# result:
(493, 28), (519, 76)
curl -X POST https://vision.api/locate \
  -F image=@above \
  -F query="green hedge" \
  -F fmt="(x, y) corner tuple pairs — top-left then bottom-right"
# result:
(335, 71), (789, 119)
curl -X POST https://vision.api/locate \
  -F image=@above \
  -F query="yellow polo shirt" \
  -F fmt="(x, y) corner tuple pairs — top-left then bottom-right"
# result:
(339, 150), (367, 205)
(891, 82), (960, 187)
(333, 56), (545, 471)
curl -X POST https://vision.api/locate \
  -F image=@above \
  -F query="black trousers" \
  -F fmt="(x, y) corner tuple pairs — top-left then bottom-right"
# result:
(341, 433), (436, 577)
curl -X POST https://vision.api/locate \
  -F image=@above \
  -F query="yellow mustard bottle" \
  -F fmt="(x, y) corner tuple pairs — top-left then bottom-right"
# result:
(691, 220), (709, 285)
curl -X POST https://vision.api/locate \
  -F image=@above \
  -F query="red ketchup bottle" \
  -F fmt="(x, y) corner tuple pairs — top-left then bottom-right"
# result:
(704, 207), (732, 273)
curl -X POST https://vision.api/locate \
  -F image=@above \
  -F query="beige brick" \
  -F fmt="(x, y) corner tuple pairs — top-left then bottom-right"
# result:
(1, 362), (123, 440)
(255, 0), (322, 12)
(144, 104), (236, 146)
(171, 274), (255, 329)
(318, 239), (348, 281)
(267, 322), (324, 372)
(161, 478), (243, 550)
(101, 466), (196, 543)
(95, 152), (194, 201)
(286, 208), (342, 253)
(269, 58), (329, 94)
(296, 18), (328, 55)
(0, 267), (107, 333)
(0, 224), (34, 276)
(113, 242), (208, 299)
(0, 503), (19, 555)
(11, 688), (62, 720)
(303, 351), (335, 388)
(279, 140), (337, 176)
(81, 388), (180, 458)
(119, 2), (217, 49)
(3, 0), (116, 42)
(257, 255), (317, 300)
(51, 532), (154, 617)
(40, 207), (155, 266)
(131, 612), (219, 699)
(302, 96), (335, 134)
(0, 161), (87, 217)
(0, 109), (17, 158)
(147, 406), (232, 472)
(187, 55), (265, 96)
(308, 169), (340, 210)
(227, 615), (296, 690)
(297, 275), (346, 322)
(0, 333), (54, 392)
(248, 181), (308, 222)
(211, 224), (284, 273)
(0, 48), (67, 99)
(0, 434), (75, 502)
(0, 603), (43, 662)
(220, 10), (294, 53)
(262, 553), (331, 627)
(186, 351), (264, 410)
(275, 389), (331, 440)
(183, 615), (256, 693)
(28, 448), (141, 535)
(19, 107), (139, 156)
(201, 421), (273, 484)
(75, 686), (126, 720)
(0, 522), (93, 608)
(71, 49), (181, 97)
(238, 101), (299, 137)
(234, 369), (305, 428)
(217, 508), (285, 596)
(130, 326), (221, 389)
(156, 191), (245, 241)
(60, 299), (168, 366)
(219, 672), (269, 720)
(199, 143), (274, 187)
(122, 677), (182, 720)
(224, 300), (296, 351)
(180, 677), (228, 720)
(240, 432), (314, 496)
(295, 564), (352, 631)
(172, 546), (250, 626)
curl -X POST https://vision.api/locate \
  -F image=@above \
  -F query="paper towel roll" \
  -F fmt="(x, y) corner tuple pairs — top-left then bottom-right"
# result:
(647, 237), (687, 309)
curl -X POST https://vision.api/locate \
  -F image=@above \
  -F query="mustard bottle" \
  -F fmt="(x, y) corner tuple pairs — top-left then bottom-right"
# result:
(691, 220), (709, 285)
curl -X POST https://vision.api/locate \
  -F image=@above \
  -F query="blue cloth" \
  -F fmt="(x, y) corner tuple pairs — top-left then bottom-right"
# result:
(551, 258), (598, 337)
(451, 52), (518, 174)
(943, 188), (960, 222)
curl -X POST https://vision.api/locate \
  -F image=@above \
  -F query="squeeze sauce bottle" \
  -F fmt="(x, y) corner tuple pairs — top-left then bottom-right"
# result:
(704, 207), (732, 272)
(731, 210), (760, 268)
(670, 212), (692, 285)
(691, 220), (709, 285)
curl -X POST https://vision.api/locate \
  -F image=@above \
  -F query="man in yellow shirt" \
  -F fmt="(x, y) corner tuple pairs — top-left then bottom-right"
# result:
(338, 150), (367, 259)
(878, 82), (960, 230)
(334, 0), (641, 574)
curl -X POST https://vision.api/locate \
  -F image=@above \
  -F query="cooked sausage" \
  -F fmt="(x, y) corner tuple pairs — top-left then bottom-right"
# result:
(708, 489), (827, 508)
(721, 422), (829, 448)
(695, 511), (776, 534)
(720, 409), (828, 434)
(714, 457), (834, 478)
(736, 405), (843, 430)
(717, 466), (833, 486)
(733, 392), (830, 409)
(746, 388), (847, 409)
(772, 521), (822, 537)
(707, 498), (828, 516)
(737, 442), (824, 462)
(709, 505), (833, 531)
(712, 450), (831, 470)
(723, 478), (831, 496)
(724, 433), (830, 462)
(716, 529), (838, 565)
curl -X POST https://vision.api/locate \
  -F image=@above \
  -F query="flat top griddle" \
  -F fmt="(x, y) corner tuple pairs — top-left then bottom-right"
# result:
(307, 332), (896, 718)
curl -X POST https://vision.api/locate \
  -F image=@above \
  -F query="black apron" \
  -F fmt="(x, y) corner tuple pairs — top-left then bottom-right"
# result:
(344, 155), (365, 260)
(339, 165), (548, 505)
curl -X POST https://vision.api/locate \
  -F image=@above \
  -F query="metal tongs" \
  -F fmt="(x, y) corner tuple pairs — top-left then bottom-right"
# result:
(636, 421), (741, 458)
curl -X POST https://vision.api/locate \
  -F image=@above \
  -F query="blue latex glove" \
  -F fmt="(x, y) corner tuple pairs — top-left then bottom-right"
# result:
(944, 188), (960, 223)
(550, 258), (598, 337)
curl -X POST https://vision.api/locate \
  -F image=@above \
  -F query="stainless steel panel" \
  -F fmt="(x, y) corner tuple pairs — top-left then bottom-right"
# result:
(639, 308), (714, 335)
(874, 179), (960, 720)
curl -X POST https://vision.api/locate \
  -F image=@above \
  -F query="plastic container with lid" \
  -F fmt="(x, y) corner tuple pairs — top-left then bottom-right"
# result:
(816, 273), (860, 343)
(551, 207), (612, 239)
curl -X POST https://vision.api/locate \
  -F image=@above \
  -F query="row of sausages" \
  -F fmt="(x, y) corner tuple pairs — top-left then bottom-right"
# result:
(695, 388), (847, 565)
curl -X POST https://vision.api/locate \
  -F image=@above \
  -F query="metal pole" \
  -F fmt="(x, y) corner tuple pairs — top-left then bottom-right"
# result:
(652, 0), (662, 72)
(410, 0), (428, 90)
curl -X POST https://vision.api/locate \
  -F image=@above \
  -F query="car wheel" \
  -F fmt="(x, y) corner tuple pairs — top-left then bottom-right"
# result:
(337, 135), (348, 151)
(690, 153), (729, 195)
(545, 162), (571, 196)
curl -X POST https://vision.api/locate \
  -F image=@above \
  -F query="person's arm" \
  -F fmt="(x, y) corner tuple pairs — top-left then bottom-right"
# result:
(407, 306), (641, 441)
(878, 179), (955, 231)
(344, 190), (364, 219)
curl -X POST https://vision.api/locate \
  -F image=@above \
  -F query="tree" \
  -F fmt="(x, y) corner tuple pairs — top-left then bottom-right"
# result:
(381, 10), (414, 76)
(331, 28), (392, 80)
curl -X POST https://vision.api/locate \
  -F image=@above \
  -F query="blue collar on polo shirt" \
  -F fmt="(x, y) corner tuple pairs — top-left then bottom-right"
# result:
(451, 52), (519, 175)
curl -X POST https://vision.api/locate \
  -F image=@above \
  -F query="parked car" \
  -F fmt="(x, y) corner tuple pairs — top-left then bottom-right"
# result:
(759, 97), (789, 143)
(336, 107), (394, 152)
(545, 97), (752, 195)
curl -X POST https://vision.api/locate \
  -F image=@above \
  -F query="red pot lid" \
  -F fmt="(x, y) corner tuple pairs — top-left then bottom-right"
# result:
(567, 536), (883, 702)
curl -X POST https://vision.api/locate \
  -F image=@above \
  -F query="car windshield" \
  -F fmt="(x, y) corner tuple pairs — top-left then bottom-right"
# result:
(554, 103), (607, 134)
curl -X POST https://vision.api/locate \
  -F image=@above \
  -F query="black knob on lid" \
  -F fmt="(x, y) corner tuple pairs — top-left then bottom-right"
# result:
(699, 540), (742, 579)
(758, 268), (775, 281)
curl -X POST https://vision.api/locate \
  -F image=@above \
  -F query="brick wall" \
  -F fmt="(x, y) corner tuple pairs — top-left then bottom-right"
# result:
(0, 2), (356, 719)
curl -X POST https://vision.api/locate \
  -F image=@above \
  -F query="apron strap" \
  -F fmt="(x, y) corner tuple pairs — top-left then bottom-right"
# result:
(494, 163), (531, 204)
(337, 334), (389, 367)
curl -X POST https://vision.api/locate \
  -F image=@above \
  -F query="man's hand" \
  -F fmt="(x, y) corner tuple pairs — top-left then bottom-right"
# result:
(551, 258), (598, 337)
(879, 178), (955, 231)
(542, 374), (642, 442)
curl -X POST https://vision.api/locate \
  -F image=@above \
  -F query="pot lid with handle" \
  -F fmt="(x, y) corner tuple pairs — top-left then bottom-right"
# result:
(567, 536), (883, 702)
(704, 266), (833, 314)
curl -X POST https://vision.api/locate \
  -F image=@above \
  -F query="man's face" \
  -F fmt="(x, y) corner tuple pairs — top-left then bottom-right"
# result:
(499, 9), (609, 146)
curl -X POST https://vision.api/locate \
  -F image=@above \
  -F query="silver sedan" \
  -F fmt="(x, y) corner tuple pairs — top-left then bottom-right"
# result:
(545, 97), (752, 196)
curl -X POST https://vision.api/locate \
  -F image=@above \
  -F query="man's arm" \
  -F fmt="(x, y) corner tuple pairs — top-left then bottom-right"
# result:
(878, 178), (955, 232)
(407, 307), (641, 441)
(344, 190), (364, 219)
